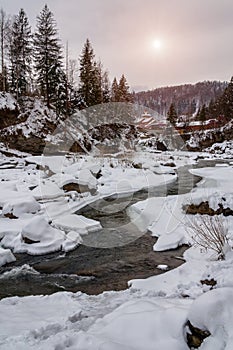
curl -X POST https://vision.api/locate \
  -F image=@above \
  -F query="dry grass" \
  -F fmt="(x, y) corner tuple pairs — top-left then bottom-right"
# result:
(187, 214), (229, 259)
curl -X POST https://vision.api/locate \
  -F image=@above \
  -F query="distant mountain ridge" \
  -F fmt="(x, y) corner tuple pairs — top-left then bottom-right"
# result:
(134, 81), (228, 117)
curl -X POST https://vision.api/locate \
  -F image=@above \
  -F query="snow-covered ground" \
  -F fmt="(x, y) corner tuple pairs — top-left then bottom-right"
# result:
(0, 144), (233, 349)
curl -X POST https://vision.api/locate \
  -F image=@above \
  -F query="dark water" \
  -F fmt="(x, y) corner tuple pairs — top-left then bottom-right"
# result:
(0, 159), (229, 299)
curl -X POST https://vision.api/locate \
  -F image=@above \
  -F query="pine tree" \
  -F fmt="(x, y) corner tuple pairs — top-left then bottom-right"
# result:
(78, 39), (103, 107)
(111, 77), (119, 102)
(34, 5), (63, 108)
(8, 9), (32, 98)
(167, 103), (177, 125)
(118, 74), (132, 102)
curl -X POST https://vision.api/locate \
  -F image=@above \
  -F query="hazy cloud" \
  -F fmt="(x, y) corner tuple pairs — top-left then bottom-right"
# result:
(1, 0), (233, 90)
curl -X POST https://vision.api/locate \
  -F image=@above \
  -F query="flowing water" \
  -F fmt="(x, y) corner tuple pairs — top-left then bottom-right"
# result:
(0, 158), (229, 298)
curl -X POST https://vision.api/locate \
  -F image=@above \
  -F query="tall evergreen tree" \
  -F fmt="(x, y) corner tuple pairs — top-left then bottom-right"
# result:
(0, 8), (9, 91)
(34, 5), (63, 108)
(167, 103), (177, 125)
(102, 70), (110, 103)
(8, 9), (32, 98)
(78, 39), (103, 107)
(111, 77), (119, 102)
(118, 74), (132, 102)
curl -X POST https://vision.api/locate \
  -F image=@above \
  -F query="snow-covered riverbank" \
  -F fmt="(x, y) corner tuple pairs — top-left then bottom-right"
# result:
(0, 145), (233, 349)
(0, 150), (179, 261)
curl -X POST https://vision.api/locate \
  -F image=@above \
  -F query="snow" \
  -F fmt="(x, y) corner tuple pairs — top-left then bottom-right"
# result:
(52, 214), (102, 234)
(2, 98), (58, 139)
(0, 92), (18, 110)
(207, 140), (233, 157)
(157, 264), (168, 270)
(1, 142), (233, 349)
(71, 298), (190, 350)
(187, 288), (233, 349)
(0, 290), (191, 350)
(128, 164), (233, 253)
(2, 196), (40, 218)
(0, 247), (16, 267)
(4, 216), (66, 255)
(129, 259), (209, 296)
(31, 182), (64, 200)
(62, 231), (83, 252)
(0, 149), (180, 257)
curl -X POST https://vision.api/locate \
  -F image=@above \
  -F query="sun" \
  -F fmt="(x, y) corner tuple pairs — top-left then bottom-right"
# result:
(152, 39), (162, 50)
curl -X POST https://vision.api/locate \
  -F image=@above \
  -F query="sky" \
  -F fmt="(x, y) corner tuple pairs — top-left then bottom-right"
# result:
(1, 0), (233, 91)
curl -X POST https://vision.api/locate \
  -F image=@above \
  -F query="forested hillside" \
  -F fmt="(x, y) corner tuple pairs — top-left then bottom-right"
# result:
(135, 81), (227, 117)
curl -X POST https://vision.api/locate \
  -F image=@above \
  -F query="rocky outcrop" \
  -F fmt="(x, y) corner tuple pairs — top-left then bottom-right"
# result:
(0, 97), (59, 154)
(0, 131), (46, 154)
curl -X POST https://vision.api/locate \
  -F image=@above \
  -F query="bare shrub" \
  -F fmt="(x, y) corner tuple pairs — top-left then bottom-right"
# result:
(187, 214), (229, 260)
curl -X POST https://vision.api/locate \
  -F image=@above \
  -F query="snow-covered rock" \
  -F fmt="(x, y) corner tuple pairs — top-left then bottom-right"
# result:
(62, 231), (82, 252)
(2, 196), (40, 218)
(52, 214), (102, 235)
(17, 216), (65, 255)
(0, 247), (16, 267)
(187, 288), (233, 349)
(31, 182), (63, 200)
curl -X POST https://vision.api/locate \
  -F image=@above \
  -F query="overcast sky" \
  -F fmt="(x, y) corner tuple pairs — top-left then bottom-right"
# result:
(1, 0), (233, 91)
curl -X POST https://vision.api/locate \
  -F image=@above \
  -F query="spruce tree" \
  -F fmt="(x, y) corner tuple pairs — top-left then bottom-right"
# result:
(8, 9), (32, 98)
(78, 39), (102, 107)
(102, 70), (110, 103)
(118, 74), (132, 102)
(111, 77), (119, 102)
(34, 5), (63, 108)
(167, 103), (177, 125)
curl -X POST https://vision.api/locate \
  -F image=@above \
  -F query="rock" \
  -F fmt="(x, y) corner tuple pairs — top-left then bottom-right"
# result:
(186, 320), (211, 348)
(132, 162), (142, 169)
(157, 140), (167, 151)
(22, 236), (40, 244)
(63, 183), (82, 193)
(4, 212), (18, 219)
(184, 201), (233, 216)
(62, 182), (96, 195)
(200, 278), (217, 288)
(95, 169), (102, 179)
(163, 162), (176, 167)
